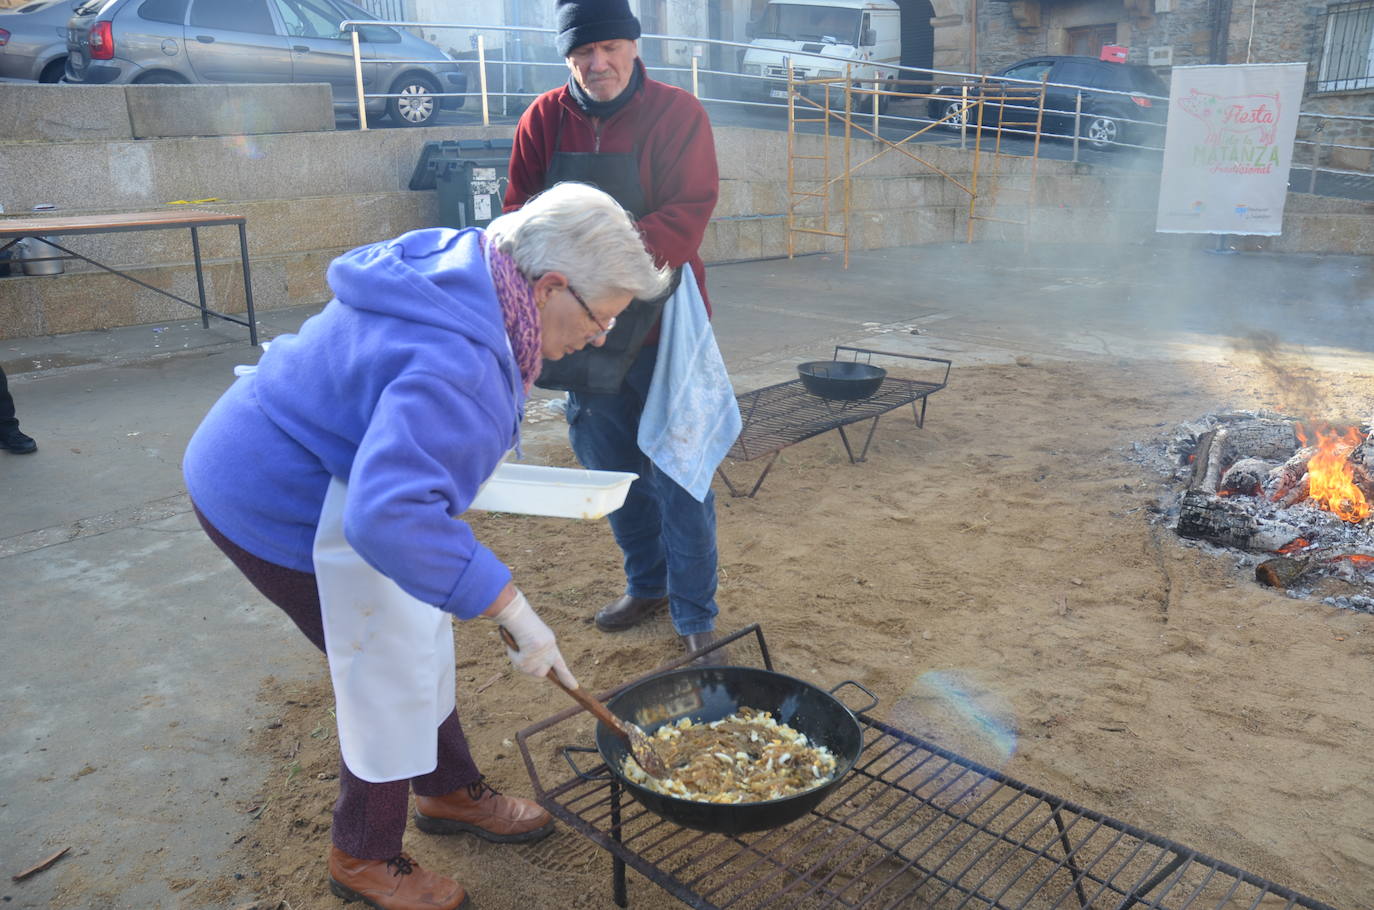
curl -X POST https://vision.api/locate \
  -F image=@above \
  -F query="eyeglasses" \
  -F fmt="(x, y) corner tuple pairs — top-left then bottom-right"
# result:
(567, 284), (616, 341)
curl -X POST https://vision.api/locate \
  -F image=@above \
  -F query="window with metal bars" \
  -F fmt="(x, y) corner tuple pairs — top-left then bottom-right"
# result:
(1318, 0), (1374, 91)
(354, 0), (404, 21)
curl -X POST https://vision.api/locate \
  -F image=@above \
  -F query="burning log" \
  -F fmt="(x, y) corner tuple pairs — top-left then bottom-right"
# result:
(1276, 475), (1310, 509)
(1219, 457), (1272, 497)
(1250, 521), (1306, 553)
(1187, 428), (1228, 494)
(1218, 419), (1298, 463)
(1354, 462), (1374, 502)
(1265, 447), (1314, 501)
(1255, 555), (1312, 589)
(1176, 489), (1255, 549)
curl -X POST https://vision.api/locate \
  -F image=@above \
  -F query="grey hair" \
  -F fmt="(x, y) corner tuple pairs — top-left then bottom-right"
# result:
(485, 181), (671, 302)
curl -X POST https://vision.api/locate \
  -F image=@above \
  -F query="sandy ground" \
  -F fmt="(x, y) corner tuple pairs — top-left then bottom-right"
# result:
(180, 353), (1374, 910)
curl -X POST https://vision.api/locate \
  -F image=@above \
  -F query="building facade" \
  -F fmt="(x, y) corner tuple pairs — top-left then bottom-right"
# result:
(975, 1), (1374, 163)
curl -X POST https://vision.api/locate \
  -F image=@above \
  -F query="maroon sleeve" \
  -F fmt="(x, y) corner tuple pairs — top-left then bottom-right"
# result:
(637, 89), (719, 272)
(504, 96), (555, 213)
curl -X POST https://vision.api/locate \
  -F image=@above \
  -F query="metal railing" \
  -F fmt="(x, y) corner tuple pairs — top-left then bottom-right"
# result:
(336, 18), (1374, 192)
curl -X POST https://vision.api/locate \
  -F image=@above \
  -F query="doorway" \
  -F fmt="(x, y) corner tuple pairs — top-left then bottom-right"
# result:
(1065, 24), (1119, 58)
(895, 0), (934, 89)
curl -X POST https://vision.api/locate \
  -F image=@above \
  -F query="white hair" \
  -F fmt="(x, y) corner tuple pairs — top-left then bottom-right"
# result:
(485, 181), (671, 302)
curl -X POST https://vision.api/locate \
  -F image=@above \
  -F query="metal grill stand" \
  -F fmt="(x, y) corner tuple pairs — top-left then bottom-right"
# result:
(514, 626), (1338, 910)
(718, 348), (951, 498)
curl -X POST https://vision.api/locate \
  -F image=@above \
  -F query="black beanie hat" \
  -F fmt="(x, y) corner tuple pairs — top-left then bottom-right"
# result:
(556, 0), (642, 57)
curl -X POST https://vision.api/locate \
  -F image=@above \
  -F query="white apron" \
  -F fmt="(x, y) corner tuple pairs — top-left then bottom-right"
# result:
(313, 478), (456, 783)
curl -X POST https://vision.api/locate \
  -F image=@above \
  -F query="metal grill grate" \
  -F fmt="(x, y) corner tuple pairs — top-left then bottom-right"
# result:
(728, 376), (945, 463)
(717, 348), (950, 497)
(515, 627), (1338, 910)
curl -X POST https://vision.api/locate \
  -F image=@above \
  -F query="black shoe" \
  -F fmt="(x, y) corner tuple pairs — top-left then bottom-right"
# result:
(680, 631), (728, 666)
(0, 428), (36, 454)
(594, 594), (669, 632)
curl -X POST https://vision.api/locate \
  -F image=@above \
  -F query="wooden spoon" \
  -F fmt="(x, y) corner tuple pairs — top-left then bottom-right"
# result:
(499, 626), (670, 778)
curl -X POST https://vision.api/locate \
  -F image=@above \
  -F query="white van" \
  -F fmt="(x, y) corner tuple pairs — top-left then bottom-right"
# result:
(740, 0), (901, 110)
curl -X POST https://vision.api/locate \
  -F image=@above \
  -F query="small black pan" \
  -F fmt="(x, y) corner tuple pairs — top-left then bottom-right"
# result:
(797, 361), (886, 400)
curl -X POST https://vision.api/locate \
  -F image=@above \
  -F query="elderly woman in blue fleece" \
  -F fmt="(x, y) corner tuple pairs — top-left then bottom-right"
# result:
(183, 182), (668, 910)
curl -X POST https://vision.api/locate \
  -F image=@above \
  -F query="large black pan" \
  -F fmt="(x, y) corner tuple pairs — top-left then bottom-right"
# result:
(797, 360), (887, 400)
(591, 666), (876, 835)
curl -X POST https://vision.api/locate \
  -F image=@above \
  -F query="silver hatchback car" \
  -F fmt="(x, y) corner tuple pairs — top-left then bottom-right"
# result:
(0, 0), (82, 82)
(64, 0), (466, 126)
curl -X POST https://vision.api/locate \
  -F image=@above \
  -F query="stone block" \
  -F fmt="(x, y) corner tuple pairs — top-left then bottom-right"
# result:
(283, 251), (333, 307)
(710, 220), (742, 261)
(0, 281), (44, 340)
(0, 84), (131, 142)
(38, 271), (142, 335)
(750, 181), (787, 216)
(734, 218), (764, 261)
(759, 217), (788, 258)
(1330, 146), (1373, 173)
(126, 84), (334, 139)
(714, 179), (751, 219)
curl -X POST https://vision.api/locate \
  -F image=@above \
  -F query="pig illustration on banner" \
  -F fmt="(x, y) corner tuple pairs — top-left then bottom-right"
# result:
(1176, 89), (1280, 145)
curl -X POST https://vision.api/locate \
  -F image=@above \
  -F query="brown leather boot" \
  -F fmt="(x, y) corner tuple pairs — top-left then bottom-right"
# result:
(594, 594), (669, 631)
(413, 779), (554, 843)
(680, 630), (729, 666)
(327, 847), (467, 910)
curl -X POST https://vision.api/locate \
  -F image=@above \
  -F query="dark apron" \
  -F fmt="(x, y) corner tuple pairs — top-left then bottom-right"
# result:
(533, 108), (679, 395)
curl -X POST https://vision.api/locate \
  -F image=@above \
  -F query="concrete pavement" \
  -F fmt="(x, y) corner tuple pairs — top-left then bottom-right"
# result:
(3, 240), (1373, 907)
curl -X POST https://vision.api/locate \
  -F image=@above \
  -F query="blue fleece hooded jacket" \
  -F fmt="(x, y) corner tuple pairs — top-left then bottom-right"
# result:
(184, 228), (524, 619)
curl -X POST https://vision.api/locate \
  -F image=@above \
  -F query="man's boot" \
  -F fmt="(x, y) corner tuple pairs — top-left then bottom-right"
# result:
(327, 847), (467, 910)
(594, 594), (668, 631)
(413, 779), (554, 843)
(680, 630), (729, 666)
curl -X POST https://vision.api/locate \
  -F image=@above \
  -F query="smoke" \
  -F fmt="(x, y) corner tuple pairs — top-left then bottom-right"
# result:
(1230, 331), (1327, 419)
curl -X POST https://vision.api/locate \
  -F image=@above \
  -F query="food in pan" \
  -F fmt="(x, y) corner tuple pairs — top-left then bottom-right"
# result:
(621, 707), (837, 803)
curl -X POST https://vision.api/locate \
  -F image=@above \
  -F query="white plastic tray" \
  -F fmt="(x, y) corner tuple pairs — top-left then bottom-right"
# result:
(467, 463), (638, 519)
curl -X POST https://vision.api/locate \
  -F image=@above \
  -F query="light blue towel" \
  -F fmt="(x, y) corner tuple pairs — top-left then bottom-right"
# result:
(637, 264), (742, 502)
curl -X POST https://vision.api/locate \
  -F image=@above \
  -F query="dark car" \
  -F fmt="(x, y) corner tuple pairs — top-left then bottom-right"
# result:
(64, 0), (466, 127)
(928, 55), (1168, 150)
(0, 0), (82, 82)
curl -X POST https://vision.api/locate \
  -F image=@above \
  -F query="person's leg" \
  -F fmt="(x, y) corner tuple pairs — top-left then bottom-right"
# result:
(193, 506), (418, 857)
(0, 366), (36, 454)
(613, 355), (721, 638)
(567, 349), (667, 601)
(648, 467), (720, 636)
(411, 711), (554, 842)
(0, 366), (16, 432)
(195, 505), (470, 908)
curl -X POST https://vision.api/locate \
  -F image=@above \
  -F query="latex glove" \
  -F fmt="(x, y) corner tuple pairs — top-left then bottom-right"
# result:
(488, 590), (578, 689)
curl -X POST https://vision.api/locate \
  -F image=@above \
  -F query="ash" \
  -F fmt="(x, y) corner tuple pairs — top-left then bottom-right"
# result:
(1130, 410), (1374, 614)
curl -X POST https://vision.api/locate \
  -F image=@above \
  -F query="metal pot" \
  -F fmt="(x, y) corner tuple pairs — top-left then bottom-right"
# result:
(17, 237), (64, 276)
(797, 361), (886, 400)
(593, 666), (876, 835)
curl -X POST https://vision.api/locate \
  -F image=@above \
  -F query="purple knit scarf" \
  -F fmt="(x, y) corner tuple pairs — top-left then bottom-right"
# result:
(482, 236), (542, 393)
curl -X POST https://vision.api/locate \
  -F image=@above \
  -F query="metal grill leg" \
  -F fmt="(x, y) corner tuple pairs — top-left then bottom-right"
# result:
(836, 416), (881, 463)
(238, 222), (258, 346)
(611, 777), (628, 908)
(1051, 807), (1090, 908)
(716, 452), (780, 498)
(190, 227), (209, 330)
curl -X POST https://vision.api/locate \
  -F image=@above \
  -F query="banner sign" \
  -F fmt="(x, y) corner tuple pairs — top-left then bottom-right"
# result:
(1156, 63), (1307, 236)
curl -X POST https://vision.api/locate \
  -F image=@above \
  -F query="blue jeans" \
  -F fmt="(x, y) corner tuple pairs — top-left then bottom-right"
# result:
(567, 346), (719, 636)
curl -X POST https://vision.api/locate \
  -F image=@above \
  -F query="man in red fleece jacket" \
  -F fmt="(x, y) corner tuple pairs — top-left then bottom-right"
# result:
(504, 0), (725, 661)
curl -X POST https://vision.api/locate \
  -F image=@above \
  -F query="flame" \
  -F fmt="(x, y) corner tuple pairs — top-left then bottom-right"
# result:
(1276, 537), (1311, 555)
(1333, 553), (1374, 565)
(1296, 423), (1370, 523)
